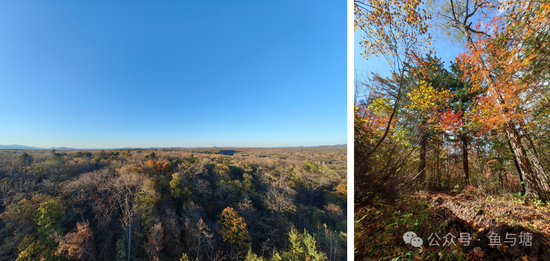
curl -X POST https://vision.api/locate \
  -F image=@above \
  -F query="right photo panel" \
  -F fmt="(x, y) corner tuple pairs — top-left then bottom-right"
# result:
(354, 0), (550, 260)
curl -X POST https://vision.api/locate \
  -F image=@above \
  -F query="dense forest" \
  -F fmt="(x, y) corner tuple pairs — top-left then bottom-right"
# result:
(0, 147), (346, 260)
(355, 0), (550, 260)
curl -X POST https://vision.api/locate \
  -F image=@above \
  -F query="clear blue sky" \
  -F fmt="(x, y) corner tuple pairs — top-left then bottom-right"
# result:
(354, 31), (464, 82)
(0, 1), (346, 148)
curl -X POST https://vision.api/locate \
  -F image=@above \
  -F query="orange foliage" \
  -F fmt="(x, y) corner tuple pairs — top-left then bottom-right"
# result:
(56, 222), (94, 260)
(355, 0), (432, 66)
(456, 2), (546, 134)
(144, 160), (171, 174)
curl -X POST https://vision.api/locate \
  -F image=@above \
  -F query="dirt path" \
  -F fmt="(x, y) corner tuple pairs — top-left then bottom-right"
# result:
(421, 191), (550, 261)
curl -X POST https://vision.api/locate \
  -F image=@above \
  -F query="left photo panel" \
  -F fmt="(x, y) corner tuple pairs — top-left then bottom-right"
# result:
(0, 1), (347, 260)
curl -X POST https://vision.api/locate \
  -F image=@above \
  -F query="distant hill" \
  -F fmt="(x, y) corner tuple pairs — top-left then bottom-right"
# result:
(318, 144), (346, 148)
(0, 144), (84, 150)
(0, 144), (44, 150)
(0, 144), (347, 150)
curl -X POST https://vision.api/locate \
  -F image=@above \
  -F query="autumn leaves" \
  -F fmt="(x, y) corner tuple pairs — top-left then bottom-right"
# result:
(355, 0), (550, 199)
(355, 0), (431, 65)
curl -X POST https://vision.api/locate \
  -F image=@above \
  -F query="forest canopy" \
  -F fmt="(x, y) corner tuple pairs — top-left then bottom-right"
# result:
(0, 147), (346, 261)
(355, 0), (550, 259)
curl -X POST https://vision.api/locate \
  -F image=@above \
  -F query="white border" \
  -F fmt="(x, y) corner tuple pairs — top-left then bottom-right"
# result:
(347, 0), (354, 259)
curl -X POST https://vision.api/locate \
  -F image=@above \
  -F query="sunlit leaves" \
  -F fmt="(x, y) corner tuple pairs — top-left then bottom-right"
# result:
(36, 199), (64, 243)
(502, 0), (550, 82)
(218, 207), (251, 249)
(367, 97), (392, 116)
(406, 80), (454, 111)
(334, 183), (347, 200)
(17, 199), (65, 261)
(275, 229), (327, 261)
(445, 0), (548, 135)
(355, 0), (433, 67)
(144, 160), (171, 174)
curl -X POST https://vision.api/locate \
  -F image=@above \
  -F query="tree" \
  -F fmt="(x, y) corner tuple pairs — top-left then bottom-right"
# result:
(145, 160), (171, 174)
(407, 55), (480, 186)
(334, 183), (346, 200)
(263, 185), (296, 214)
(443, 62), (478, 186)
(111, 172), (147, 261)
(115, 236), (136, 261)
(320, 224), (343, 261)
(2, 193), (53, 242)
(14, 152), (33, 174)
(56, 221), (96, 261)
(180, 202), (214, 260)
(519, 123), (550, 193)
(406, 65), (455, 185)
(503, 0), (550, 82)
(355, 72), (416, 204)
(161, 208), (184, 259)
(35, 200), (64, 243)
(324, 203), (344, 225)
(244, 248), (265, 261)
(145, 223), (163, 261)
(274, 229), (327, 261)
(170, 172), (192, 203)
(292, 161), (328, 207)
(355, 0), (432, 159)
(503, 0), (550, 194)
(63, 169), (119, 241)
(17, 199), (65, 261)
(98, 150), (107, 159)
(16, 235), (50, 261)
(429, 0), (547, 199)
(180, 252), (197, 261)
(218, 207), (251, 260)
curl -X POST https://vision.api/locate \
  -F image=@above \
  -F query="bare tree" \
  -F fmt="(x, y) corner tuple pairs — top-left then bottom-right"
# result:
(111, 171), (147, 261)
(145, 223), (164, 261)
(181, 202), (214, 260)
(161, 208), (183, 258)
(212, 181), (235, 211)
(262, 185), (296, 214)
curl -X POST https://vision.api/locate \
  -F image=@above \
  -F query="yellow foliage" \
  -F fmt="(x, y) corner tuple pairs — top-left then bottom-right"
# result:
(218, 207), (251, 249)
(335, 183), (347, 200)
(406, 80), (453, 111)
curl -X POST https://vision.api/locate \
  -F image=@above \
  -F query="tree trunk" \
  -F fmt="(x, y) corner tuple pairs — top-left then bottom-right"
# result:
(197, 238), (201, 260)
(128, 222), (132, 261)
(521, 129), (550, 193)
(496, 168), (503, 191)
(460, 132), (470, 186)
(508, 140), (526, 195)
(418, 120), (427, 186)
(436, 140), (441, 188)
(504, 121), (543, 198)
(308, 187), (315, 207)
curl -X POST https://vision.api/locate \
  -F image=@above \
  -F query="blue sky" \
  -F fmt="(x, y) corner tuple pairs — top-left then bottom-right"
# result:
(0, 1), (346, 148)
(354, 31), (465, 82)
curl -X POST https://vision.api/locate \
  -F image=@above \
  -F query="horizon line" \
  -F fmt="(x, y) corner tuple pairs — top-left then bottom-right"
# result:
(0, 144), (347, 150)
